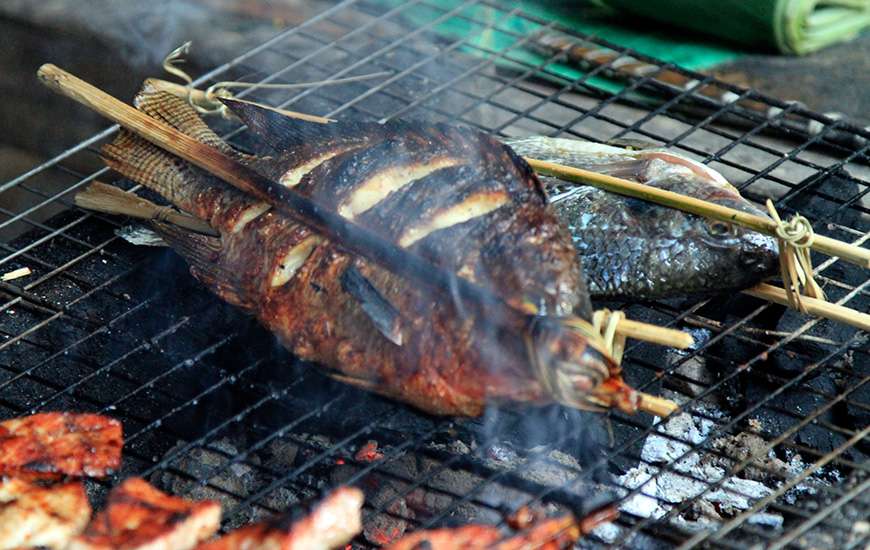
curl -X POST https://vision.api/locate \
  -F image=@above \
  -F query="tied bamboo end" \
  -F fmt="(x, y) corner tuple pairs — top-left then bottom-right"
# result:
(765, 200), (827, 313)
(637, 392), (680, 417)
(592, 309), (627, 365)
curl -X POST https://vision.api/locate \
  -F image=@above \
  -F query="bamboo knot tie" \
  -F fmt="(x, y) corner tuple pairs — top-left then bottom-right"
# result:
(765, 199), (826, 313)
(163, 42), (234, 119)
(161, 42), (389, 120)
(592, 309), (627, 365)
(151, 205), (175, 223)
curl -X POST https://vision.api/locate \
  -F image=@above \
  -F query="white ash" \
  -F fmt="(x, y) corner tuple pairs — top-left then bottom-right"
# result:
(591, 405), (829, 545)
(746, 512), (784, 529)
(116, 225), (167, 247)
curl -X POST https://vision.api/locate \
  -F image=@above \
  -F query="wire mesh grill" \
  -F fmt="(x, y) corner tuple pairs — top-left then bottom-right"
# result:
(1, 0), (868, 548)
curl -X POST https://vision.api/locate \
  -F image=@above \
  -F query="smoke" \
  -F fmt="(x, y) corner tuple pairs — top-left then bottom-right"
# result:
(0, 0), (284, 71)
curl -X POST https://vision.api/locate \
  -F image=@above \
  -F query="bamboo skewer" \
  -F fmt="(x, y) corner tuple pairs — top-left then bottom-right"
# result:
(38, 63), (679, 417)
(745, 283), (870, 332)
(527, 159), (870, 269)
(76, 181), (219, 236)
(615, 318), (694, 349)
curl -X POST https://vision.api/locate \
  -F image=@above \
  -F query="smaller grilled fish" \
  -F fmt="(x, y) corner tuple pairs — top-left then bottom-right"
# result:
(504, 138), (779, 300)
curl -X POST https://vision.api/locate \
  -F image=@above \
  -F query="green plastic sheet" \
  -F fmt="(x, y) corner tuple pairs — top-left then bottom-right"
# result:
(387, 0), (743, 95)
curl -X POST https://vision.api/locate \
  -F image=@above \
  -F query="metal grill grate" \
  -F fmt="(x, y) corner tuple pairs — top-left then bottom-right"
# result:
(1, 0), (868, 548)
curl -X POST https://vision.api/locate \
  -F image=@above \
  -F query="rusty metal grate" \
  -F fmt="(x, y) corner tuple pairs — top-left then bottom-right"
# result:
(0, 0), (868, 548)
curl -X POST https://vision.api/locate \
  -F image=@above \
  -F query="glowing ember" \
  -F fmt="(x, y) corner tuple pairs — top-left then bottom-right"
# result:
(355, 441), (384, 462)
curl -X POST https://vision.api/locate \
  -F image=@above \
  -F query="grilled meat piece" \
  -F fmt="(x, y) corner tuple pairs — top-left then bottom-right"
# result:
(196, 486), (363, 550)
(99, 84), (640, 417)
(0, 478), (91, 549)
(67, 477), (221, 550)
(386, 508), (616, 550)
(505, 137), (779, 299)
(0, 412), (122, 478)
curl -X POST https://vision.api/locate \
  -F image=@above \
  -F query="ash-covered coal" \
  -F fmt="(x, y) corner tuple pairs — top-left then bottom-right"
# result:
(591, 404), (839, 545)
(702, 419), (802, 483)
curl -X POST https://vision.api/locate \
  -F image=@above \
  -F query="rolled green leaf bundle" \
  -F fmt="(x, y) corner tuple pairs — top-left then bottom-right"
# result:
(591, 0), (870, 55)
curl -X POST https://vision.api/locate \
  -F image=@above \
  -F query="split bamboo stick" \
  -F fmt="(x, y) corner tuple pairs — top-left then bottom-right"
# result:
(616, 317), (694, 349)
(76, 181), (218, 236)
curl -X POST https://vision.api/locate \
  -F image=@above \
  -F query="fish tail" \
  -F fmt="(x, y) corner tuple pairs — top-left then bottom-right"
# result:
(151, 221), (253, 310)
(101, 88), (262, 229)
(101, 130), (210, 218)
(133, 84), (251, 163)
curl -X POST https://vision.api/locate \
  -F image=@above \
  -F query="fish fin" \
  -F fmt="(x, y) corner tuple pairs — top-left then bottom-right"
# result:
(605, 138), (662, 151)
(134, 85), (252, 163)
(581, 159), (653, 182)
(151, 222), (253, 311)
(340, 265), (403, 346)
(219, 97), (386, 152)
(101, 130), (199, 209)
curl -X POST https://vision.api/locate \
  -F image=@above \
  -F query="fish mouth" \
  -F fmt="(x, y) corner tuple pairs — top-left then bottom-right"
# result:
(727, 199), (780, 283)
(738, 232), (780, 281)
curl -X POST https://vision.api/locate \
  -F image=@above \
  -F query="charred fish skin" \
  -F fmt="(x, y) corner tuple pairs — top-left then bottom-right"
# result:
(102, 89), (599, 417)
(504, 137), (779, 300)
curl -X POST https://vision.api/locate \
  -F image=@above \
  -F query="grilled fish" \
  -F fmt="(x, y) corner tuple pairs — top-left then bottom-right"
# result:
(0, 478), (91, 549)
(100, 84), (643, 417)
(505, 137), (779, 299)
(0, 412), (122, 478)
(68, 477), (221, 550)
(196, 487), (363, 550)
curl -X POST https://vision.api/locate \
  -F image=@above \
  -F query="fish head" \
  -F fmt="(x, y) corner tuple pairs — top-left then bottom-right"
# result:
(555, 166), (780, 299)
(659, 175), (780, 296)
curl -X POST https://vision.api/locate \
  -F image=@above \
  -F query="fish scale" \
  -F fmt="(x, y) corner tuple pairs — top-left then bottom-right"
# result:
(505, 137), (780, 300)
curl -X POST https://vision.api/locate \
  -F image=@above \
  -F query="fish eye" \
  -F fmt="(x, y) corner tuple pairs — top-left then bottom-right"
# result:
(707, 220), (733, 237)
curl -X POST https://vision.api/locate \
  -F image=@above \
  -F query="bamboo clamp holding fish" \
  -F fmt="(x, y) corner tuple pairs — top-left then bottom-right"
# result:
(526, 159), (870, 269)
(40, 63), (680, 418)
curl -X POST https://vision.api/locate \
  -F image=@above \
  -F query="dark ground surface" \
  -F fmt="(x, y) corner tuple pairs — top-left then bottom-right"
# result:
(0, 0), (866, 162)
(714, 34), (870, 127)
